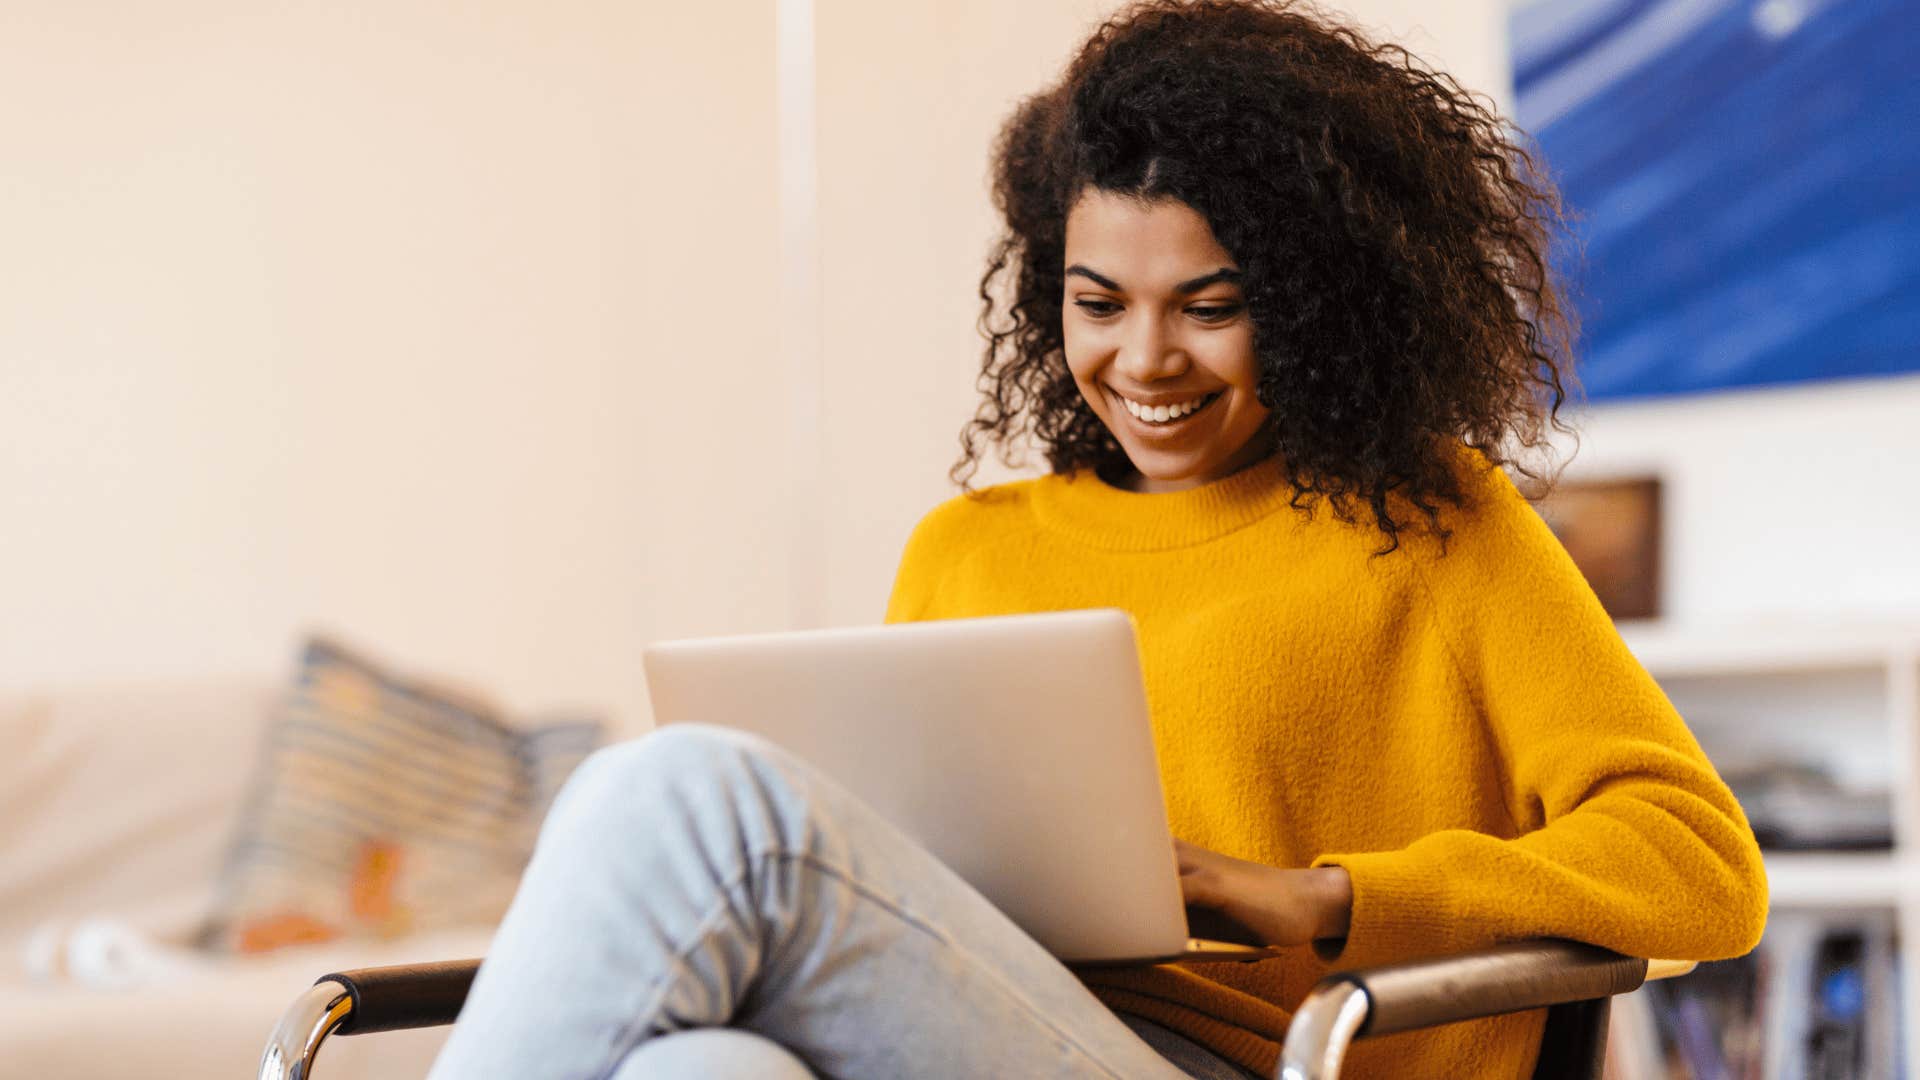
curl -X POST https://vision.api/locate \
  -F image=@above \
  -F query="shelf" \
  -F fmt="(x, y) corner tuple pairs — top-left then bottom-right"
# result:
(1763, 850), (1911, 908)
(1618, 621), (1920, 679)
(1619, 622), (1920, 1080)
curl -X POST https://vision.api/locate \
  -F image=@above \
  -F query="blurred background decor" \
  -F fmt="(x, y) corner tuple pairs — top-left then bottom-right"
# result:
(1536, 476), (1663, 620)
(1510, 0), (1919, 400)
(1509, 1), (1920, 1073)
(0, 635), (602, 1079)
(197, 636), (602, 956)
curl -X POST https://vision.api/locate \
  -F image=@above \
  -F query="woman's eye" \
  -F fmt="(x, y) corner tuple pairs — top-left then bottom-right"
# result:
(1070, 300), (1241, 321)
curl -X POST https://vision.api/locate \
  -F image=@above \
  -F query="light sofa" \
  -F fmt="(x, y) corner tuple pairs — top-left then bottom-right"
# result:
(0, 677), (492, 1080)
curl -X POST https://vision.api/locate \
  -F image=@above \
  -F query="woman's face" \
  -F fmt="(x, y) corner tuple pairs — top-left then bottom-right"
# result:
(1061, 188), (1274, 493)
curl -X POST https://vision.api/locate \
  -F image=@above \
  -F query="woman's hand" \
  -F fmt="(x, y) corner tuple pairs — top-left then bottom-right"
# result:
(1174, 838), (1353, 949)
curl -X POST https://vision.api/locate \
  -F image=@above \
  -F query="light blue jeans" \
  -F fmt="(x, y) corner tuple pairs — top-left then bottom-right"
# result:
(427, 723), (1263, 1080)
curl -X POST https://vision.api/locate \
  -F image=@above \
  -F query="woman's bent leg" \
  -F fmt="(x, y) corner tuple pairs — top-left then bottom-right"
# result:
(426, 724), (1194, 1080)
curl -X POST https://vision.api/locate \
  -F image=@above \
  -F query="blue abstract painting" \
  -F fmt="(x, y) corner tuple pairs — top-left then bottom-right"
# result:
(1508, 0), (1919, 400)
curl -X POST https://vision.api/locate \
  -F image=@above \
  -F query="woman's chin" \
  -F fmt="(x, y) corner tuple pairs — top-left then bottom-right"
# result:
(1111, 452), (1229, 493)
(1111, 433), (1277, 492)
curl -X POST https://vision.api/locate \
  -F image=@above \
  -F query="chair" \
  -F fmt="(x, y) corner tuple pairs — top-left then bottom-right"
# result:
(257, 938), (1694, 1079)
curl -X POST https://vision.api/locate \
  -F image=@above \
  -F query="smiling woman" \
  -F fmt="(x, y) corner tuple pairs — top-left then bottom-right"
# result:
(1060, 191), (1275, 492)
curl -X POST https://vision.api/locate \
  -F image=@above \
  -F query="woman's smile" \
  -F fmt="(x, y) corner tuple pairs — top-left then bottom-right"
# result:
(1105, 385), (1225, 438)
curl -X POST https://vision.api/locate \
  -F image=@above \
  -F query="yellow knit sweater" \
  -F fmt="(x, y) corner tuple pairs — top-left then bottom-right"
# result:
(882, 450), (1768, 1079)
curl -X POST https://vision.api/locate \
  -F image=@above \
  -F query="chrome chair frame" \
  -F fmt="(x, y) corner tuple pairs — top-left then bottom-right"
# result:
(259, 940), (1694, 1079)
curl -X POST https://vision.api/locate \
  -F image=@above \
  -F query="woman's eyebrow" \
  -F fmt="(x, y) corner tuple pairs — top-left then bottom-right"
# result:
(1172, 268), (1243, 294)
(1065, 264), (1123, 290)
(1064, 264), (1244, 294)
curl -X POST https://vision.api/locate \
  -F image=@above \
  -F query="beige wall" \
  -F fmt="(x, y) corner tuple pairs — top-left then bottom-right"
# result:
(1, 2), (783, 729)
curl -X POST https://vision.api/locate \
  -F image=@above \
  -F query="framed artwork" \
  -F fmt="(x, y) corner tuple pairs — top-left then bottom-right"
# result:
(1535, 476), (1663, 621)
(1507, 0), (1918, 400)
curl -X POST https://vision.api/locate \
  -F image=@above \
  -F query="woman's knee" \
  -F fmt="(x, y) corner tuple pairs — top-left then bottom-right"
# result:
(608, 1028), (818, 1080)
(546, 724), (797, 829)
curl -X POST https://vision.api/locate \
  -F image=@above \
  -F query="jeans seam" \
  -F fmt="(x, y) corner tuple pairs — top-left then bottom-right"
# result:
(595, 845), (1136, 1080)
(591, 856), (758, 1080)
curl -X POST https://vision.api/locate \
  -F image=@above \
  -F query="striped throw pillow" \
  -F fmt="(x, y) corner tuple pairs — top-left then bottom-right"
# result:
(200, 637), (602, 953)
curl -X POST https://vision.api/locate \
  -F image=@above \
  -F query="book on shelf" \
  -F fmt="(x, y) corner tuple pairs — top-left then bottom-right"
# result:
(1604, 905), (1902, 1079)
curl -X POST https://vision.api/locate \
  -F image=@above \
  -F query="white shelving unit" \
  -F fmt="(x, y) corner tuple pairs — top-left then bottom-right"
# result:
(1765, 850), (1913, 909)
(1617, 621), (1920, 1079)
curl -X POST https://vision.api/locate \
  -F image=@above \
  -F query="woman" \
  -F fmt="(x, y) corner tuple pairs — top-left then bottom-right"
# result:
(429, 2), (1768, 1077)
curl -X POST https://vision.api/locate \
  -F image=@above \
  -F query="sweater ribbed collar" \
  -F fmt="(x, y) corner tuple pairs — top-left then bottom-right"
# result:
(1028, 457), (1300, 552)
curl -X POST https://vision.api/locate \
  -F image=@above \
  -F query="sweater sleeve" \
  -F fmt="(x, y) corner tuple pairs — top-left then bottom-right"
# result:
(882, 498), (962, 624)
(1307, 465), (1769, 970)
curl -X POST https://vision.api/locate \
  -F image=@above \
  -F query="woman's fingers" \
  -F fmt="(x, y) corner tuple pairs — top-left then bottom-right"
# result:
(1172, 838), (1230, 907)
(1177, 869), (1223, 908)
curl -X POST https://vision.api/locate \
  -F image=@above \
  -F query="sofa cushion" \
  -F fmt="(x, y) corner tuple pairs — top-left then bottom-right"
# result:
(199, 636), (600, 953)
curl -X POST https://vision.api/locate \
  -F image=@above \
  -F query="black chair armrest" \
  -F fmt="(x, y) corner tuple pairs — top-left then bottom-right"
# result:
(1332, 939), (1648, 1036)
(321, 959), (484, 1035)
(258, 959), (482, 1080)
(1278, 939), (1691, 1080)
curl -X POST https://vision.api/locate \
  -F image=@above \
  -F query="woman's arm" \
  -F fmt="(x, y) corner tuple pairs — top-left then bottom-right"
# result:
(1301, 463), (1768, 970)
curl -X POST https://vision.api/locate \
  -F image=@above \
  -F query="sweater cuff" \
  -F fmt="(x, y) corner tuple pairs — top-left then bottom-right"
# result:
(1307, 848), (1460, 969)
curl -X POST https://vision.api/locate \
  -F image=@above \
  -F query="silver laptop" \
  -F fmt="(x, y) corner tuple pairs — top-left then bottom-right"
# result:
(641, 607), (1280, 965)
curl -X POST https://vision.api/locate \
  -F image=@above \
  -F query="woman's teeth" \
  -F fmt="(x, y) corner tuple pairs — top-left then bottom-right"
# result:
(1120, 392), (1216, 424)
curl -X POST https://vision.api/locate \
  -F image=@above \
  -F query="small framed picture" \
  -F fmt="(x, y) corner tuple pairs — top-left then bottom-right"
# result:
(1534, 476), (1662, 621)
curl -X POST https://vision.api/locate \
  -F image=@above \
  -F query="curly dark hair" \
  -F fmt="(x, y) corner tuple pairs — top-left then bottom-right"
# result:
(953, 0), (1581, 552)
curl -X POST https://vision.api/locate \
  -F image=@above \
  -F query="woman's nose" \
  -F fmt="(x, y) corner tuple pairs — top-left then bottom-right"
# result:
(1114, 315), (1189, 383)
